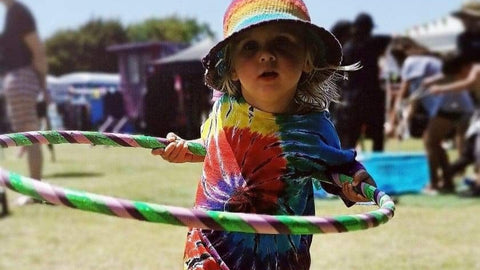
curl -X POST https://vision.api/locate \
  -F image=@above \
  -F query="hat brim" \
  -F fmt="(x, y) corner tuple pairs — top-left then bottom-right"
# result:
(452, 10), (480, 18)
(202, 19), (342, 91)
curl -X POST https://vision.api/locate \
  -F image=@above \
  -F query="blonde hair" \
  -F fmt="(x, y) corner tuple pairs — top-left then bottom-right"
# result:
(216, 28), (359, 113)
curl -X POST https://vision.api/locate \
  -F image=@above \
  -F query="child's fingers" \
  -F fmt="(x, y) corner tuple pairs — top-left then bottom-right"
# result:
(352, 170), (375, 187)
(151, 148), (164, 156)
(166, 132), (180, 142)
(169, 140), (190, 163)
(151, 142), (178, 162)
(152, 137), (193, 163)
(352, 170), (367, 186)
(163, 141), (183, 161)
(342, 182), (369, 202)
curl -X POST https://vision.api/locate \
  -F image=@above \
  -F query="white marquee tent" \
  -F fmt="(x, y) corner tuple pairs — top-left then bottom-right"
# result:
(404, 15), (464, 53)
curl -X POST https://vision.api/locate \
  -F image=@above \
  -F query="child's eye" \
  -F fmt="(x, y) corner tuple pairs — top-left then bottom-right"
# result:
(273, 36), (298, 49)
(242, 40), (259, 52)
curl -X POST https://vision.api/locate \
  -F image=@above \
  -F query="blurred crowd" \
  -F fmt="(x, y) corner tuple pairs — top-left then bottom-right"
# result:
(329, 2), (480, 197)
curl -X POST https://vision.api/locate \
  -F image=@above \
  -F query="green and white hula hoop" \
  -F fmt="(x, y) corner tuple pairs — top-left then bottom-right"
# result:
(0, 130), (395, 235)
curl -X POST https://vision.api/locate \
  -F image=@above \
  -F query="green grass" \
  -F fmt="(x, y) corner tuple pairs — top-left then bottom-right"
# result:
(1, 139), (479, 270)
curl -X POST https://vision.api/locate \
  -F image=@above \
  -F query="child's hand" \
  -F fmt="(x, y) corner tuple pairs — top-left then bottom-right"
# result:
(341, 170), (376, 203)
(151, 132), (195, 163)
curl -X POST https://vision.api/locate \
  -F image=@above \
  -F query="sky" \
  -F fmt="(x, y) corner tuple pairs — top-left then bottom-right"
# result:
(0, 0), (467, 40)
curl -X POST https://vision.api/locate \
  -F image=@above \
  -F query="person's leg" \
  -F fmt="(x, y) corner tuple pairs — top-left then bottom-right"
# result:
(472, 134), (480, 188)
(338, 120), (362, 150)
(368, 93), (386, 152)
(369, 114), (385, 152)
(19, 122), (43, 180)
(27, 145), (42, 180)
(0, 187), (9, 216)
(423, 116), (455, 191)
(442, 118), (470, 191)
(4, 69), (43, 180)
(4, 67), (43, 205)
(334, 106), (362, 150)
(449, 136), (475, 176)
(459, 133), (480, 197)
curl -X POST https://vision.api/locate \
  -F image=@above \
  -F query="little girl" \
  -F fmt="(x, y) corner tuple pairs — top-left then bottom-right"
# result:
(153, 0), (375, 269)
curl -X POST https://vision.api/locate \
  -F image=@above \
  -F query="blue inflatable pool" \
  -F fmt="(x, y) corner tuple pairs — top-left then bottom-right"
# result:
(314, 152), (430, 197)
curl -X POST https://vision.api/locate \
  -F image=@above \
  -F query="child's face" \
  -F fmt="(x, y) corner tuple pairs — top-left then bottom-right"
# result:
(230, 22), (310, 113)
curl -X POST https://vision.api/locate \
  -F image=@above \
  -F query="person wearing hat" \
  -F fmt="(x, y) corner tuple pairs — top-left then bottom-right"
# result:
(330, 19), (353, 47)
(334, 12), (392, 152)
(152, 0), (377, 269)
(453, 1), (480, 62)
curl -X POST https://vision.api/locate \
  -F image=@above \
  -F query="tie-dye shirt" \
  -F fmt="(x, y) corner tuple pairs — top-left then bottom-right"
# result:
(184, 95), (356, 270)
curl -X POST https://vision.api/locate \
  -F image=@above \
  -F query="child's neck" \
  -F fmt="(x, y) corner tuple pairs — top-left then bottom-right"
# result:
(244, 97), (298, 114)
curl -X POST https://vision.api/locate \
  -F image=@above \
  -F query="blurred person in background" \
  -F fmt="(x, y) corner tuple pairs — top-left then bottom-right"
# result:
(388, 41), (474, 194)
(420, 54), (474, 194)
(429, 60), (480, 197)
(330, 19), (352, 47)
(329, 20), (352, 120)
(0, 0), (48, 205)
(335, 13), (391, 151)
(454, 1), (480, 64)
(386, 37), (443, 140)
(424, 1), (480, 197)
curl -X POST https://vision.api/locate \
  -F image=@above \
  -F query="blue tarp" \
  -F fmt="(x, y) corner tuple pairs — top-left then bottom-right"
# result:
(314, 151), (430, 197)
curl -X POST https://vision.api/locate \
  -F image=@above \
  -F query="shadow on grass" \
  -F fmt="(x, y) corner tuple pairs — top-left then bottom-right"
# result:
(44, 172), (104, 179)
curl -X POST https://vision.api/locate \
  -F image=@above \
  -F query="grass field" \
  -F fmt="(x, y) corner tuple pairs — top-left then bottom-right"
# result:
(1, 140), (479, 270)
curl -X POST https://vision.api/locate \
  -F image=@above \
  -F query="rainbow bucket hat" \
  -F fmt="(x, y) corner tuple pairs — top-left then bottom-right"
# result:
(202, 0), (342, 91)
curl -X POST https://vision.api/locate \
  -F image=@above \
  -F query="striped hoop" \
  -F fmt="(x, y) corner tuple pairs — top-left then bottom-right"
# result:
(0, 130), (395, 234)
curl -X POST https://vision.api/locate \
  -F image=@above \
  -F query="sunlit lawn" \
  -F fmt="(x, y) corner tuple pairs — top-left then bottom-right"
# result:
(0, 138), (479, 270)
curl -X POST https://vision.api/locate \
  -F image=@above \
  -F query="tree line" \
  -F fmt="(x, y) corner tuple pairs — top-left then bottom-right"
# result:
(45, 15), (214, 75)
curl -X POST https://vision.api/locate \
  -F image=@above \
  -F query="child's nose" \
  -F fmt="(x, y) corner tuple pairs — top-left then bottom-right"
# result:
(259, 49), (276, 63)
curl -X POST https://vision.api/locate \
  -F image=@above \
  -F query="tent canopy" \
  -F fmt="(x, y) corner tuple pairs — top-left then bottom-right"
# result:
(152, 38), (217, 65)
(405, 16), (463, 53)
(57, 72), (120, 86)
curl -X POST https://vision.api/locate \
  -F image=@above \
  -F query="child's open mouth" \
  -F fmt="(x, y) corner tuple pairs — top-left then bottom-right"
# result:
(259, 71), (278, 79)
